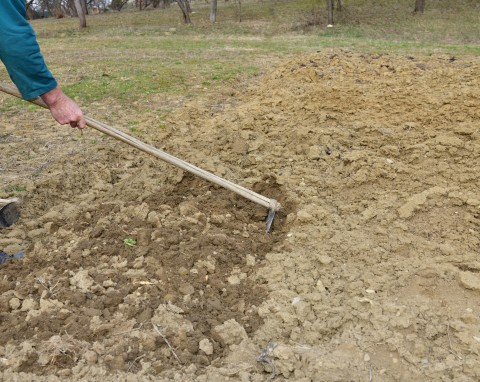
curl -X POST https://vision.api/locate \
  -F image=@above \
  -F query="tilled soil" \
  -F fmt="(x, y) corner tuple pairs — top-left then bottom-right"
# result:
(0, 51), (479, 381)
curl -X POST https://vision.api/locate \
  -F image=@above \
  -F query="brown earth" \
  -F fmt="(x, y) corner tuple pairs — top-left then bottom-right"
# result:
(0, 51), (479, 381)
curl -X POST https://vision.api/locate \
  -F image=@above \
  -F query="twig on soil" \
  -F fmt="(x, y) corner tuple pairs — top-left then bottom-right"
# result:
(112, 322), (145, 336)
(31, 160), (55, 178)
(127, 354), (145, 373)
(445, 320), (463, 360)
(288, 340), (312, 352)
(152, 324), (182, 364)
(35, 277), (60, 298)
(447, 321), (453, 350)
(256, 341), (277, 379)
(369, 365), (373, 382)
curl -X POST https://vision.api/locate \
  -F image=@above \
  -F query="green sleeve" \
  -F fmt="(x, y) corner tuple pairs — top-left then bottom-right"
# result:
(0, 0), (57, 100)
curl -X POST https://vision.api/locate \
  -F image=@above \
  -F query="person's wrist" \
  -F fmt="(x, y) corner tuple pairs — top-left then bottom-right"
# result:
(40, 86), (64, 108)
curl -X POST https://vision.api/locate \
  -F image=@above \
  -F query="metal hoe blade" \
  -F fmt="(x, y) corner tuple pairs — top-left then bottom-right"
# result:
(266, 199), (280, 233)
(0, 202), (20, 228)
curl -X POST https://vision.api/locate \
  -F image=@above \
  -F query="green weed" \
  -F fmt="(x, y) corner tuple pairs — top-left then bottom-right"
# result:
(124, 238), (137, 246)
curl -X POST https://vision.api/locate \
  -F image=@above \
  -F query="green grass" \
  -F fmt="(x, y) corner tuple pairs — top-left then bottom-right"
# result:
(0, 0), (478, 117)
(1, 184), (27, 194)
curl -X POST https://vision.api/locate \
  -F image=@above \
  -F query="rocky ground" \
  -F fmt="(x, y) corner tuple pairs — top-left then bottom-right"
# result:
(0, 51), (479, 381)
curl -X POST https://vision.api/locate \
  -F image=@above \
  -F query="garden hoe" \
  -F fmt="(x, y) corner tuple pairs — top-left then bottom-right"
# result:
(0, 82), (280, 232)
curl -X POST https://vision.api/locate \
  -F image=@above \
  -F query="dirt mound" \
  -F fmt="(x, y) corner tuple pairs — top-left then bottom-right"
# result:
(1, 51), (479, 381)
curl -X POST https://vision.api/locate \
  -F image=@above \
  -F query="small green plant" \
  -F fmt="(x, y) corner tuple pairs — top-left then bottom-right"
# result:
(124, 238), (137, 246)
(4, 184), (27, 193)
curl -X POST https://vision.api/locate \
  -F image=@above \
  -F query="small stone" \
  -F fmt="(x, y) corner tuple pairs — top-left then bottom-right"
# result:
(9, 297), (21, 310)
(21, 298), (39, 312)
(199, 338), (214, 355)
(364, 353), (371, 362)
(185, 363), (197, 374)
(103, 279), (115, 287)
(136, 229), (151, 246)
(296, 209), (315, 223)
(57, 369), (72, 377)
(210, 215), (225, 224)
(272, 344), (295, 360)
(164, 293), (176, 302)
(28, 228), (45, 239)
(307, 145), (321, 160)
(212, 319), (248, 346)
(84, 350), (98, 364)
(179, 284), (195, 295)
(459, 271), (480, 290)
(147, 211), (161, 227)
(151, 360), (164, 373)
(316, 279), (326, 292)
(246, 255), (256, 267)
(70, 269), (95, 292)
(37, 352), (51, 366)
(227, 274), (241, 285)
(318, 255), (332, 265)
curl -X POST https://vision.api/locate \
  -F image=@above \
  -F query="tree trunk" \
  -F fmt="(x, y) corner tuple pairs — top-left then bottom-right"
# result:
(414, 0), (425, 13)
(210, 0), (217, 23)
(81, 0), (88, 15)
(327, 0), (334, 25)
(235, 0), (242, 22)
(74, 0), (87, 28)
(25, 0), (35, 19)
(177, 0), (191, 23)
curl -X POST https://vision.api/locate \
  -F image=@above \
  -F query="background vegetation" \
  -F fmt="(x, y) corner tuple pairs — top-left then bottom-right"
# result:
(2, 0), (479, 118)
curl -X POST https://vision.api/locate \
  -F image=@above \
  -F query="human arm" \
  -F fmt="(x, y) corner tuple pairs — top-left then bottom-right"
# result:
(0, 1), (85, 129)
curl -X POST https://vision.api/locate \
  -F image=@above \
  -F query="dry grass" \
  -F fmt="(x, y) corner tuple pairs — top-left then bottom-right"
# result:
(43, 333), (87, 366)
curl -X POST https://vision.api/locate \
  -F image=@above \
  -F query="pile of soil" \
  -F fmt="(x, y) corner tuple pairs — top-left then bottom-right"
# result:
(0, 51), (479, 381)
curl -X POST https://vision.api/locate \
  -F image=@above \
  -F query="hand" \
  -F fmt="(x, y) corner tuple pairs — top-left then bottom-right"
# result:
(40, 86), (86, 129)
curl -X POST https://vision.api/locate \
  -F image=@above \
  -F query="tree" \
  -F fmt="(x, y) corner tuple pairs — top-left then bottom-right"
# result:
(414, 0), (426, 13)
(327, 0), (334, 25)
(25, 0), (36, 19)
(177, 0), (191, 23)
(234, 0), (242, 22)
(80, 0), (88, 15)
(210, 0), (217, 23)
(73, 0), (87, 28)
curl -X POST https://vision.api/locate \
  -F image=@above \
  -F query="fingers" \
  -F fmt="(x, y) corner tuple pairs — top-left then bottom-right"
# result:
(78, 116), (87, 129)
(52, 100), (86, 129)
(70, 116), (86, 129)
